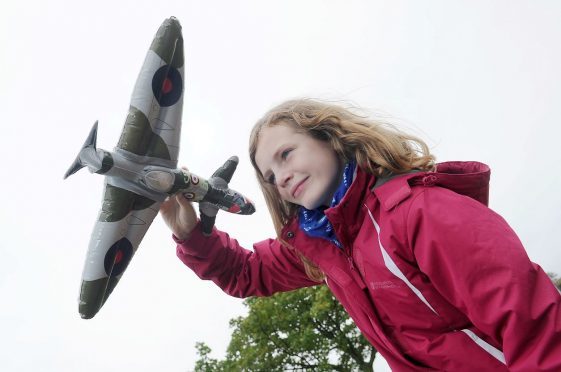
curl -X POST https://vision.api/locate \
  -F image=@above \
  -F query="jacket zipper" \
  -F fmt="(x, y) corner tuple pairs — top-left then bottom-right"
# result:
(342, 244), (368, 290)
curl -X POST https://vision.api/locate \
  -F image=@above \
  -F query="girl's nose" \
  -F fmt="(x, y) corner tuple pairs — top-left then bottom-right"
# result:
(277, 170), (293, 188)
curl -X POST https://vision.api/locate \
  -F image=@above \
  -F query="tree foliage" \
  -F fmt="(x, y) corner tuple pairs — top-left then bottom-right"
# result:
(194, 285), (376, 371)
(548, 272), (561, 291)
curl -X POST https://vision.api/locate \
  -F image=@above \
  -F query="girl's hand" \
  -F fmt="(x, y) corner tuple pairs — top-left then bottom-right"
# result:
(160, 192), (198, 241)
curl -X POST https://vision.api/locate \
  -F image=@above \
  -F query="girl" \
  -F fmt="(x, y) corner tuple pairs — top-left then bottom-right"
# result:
(160, 99), (561, 371)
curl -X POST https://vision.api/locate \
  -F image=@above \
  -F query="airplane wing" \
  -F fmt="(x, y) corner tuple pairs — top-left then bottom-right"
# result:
(79, 185), (161, 319)
(79, 17), (184, 319)
(116, 16), (184, 167)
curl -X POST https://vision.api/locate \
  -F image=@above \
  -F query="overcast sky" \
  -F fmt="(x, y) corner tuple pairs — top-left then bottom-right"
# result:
(1, 1), (560, 371)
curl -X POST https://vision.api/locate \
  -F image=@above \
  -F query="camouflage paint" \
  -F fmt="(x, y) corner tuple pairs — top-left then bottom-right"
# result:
(79, 277), (120, 319)
(99, 184), (155, 223)
(150, 17), (184, 69)
(117, 106), (171, 160)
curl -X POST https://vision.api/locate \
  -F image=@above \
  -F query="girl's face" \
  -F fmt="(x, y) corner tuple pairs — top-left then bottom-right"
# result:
(255, 122), (344, 210)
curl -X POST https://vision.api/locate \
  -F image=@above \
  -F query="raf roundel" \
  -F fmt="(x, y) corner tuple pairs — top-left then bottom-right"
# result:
(152, 65), (183, 107)
(104, 238), (134, 277)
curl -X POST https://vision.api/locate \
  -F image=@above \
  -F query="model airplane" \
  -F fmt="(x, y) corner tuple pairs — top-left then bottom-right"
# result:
(64, 17), (255, 319)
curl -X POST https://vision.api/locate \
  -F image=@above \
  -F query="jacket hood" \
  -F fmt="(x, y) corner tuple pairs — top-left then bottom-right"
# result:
(372, 161), (491, 210)
(429, 161), (491, 206)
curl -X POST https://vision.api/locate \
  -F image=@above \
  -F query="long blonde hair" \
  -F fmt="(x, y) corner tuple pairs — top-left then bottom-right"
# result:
(249, 99), (435, 280)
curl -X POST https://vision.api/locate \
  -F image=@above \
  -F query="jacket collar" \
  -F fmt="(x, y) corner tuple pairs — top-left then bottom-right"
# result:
(325, 167), (373, 223)
(373, 172), (419, 211)
(282, 161), (491, 253)
(328, 166), (419, 215)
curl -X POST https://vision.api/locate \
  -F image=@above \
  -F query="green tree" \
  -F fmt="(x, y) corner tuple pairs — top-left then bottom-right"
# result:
(194, 285), (377, 371)
(548, 272), (561, 291)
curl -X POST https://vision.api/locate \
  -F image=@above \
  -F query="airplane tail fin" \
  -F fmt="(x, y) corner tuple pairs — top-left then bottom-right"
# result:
(63, 121), (99, 179)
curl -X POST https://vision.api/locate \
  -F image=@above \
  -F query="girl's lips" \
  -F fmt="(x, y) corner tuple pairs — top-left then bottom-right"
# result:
(292, 177), (308, 198)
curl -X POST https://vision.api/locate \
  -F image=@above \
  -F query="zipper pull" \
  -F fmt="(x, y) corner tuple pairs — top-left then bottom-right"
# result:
(347, 253), (355, 270)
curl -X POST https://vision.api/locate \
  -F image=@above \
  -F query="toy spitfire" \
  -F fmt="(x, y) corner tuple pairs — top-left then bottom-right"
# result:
(64, 17), (254, 319)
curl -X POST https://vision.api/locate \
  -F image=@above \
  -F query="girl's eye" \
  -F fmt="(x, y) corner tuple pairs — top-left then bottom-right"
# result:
(267, 174), (276, 185)
(281, 149), (292, 159)
(265, 149), (291, 185)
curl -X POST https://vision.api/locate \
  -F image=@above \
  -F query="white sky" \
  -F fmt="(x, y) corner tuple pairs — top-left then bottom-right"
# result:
(1, 1), (560, 371)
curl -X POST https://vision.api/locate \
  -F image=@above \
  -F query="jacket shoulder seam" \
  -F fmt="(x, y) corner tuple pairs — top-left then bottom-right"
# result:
(403, 187), (429, 253)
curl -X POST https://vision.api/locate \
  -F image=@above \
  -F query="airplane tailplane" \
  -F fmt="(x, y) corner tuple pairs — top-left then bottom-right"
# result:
(63, 121), (99, 179)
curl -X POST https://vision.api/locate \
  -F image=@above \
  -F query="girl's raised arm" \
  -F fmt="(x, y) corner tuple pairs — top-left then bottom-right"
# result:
(175, 224), (319, 298)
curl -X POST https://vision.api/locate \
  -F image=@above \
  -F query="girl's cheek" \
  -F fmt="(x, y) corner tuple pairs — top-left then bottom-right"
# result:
(280, 189), (292, 202)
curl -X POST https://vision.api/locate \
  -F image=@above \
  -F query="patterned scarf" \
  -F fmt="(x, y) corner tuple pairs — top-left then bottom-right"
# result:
(298, 161), (356, 248)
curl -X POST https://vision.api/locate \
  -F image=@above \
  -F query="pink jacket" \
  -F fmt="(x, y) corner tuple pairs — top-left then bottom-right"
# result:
(176, 161), (561, 371)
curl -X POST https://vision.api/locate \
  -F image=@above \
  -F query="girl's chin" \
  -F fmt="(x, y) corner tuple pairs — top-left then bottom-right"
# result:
(300, 198), (327, 210)
(291, 190), (331, 210)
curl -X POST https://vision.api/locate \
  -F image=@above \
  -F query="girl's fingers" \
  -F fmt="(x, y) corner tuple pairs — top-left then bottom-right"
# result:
(159, 198), (171, 213)
(176, 193), (192, 208)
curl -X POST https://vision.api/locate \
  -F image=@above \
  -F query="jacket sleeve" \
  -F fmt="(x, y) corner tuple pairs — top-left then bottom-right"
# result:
(174, 222), (318, 298)
(406, 188), (561, 371)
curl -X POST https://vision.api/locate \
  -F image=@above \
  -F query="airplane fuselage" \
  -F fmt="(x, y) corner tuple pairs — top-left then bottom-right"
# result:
(76, 143), (254, 215)
(81, 145), (205, 202)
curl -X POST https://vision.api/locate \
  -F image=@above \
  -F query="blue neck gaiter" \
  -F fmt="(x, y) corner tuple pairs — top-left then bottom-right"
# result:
(298, 161), (356, 248)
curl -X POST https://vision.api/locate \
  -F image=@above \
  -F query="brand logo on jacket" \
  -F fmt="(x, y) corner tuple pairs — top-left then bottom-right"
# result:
(370, 280), (402, 290)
